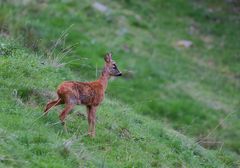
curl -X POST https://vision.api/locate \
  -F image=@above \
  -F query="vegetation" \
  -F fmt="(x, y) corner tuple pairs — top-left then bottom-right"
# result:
(0, 0), (239, 167)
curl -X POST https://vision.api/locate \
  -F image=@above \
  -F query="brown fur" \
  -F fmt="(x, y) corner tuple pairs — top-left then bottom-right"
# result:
(44, 53), (121, 137)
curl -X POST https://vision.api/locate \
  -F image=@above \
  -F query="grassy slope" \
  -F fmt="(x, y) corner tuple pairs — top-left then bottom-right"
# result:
(0, 39), (234, 168)
(0, 0), (240, 167)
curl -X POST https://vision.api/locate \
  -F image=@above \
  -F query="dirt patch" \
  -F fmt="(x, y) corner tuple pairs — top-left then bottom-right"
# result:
(16, 88), (56, 107)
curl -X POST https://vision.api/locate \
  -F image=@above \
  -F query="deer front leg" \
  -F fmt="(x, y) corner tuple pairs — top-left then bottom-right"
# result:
(91, 107), (97, 137)
(87, 106), (97, 137)
(87, 106), (91, 135)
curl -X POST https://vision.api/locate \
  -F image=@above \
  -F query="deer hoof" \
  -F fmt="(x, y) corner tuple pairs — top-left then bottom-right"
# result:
(88, 132), (95, 138)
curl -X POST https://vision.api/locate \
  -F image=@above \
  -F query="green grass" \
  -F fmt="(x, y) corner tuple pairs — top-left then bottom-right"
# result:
(0, 0), (240, 167)
(0, 40), (237, 167)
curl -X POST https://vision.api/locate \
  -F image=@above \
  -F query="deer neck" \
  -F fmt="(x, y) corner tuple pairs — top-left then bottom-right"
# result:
(99, 66), (110, 91)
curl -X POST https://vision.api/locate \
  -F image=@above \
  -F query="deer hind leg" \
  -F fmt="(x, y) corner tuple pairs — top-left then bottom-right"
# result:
(59, 104), (75, 124)
(44, 98), (62, 115)
(59, 104), (75, 133)
(87, 106), (97, 137)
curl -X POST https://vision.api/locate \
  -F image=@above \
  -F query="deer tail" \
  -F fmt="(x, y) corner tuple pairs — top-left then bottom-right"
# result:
(44, 98), (62, 113)
(52, 98), (61, 107)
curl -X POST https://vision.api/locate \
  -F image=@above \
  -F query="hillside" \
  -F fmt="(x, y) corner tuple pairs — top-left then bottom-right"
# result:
(0, 0), (240, 167)
(0, 38), (234, 168)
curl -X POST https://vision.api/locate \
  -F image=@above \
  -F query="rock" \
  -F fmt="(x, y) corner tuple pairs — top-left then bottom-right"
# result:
(188, 24), (199, 35)
(117, 27), (128, 36)
(92, 2), (109, 13)
(176, 40), (193, 48)
(122, 45), (130, 52)
(201, 36), (213, 44)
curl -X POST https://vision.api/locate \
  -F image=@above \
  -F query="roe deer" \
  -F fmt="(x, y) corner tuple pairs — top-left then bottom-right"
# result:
(44, 53), (121, 137)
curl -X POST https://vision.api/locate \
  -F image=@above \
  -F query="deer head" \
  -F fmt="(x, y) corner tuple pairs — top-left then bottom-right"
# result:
(104, 53), (122, 77)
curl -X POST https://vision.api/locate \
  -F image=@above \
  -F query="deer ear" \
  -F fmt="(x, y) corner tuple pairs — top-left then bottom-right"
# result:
(104, 53), (112, 63)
